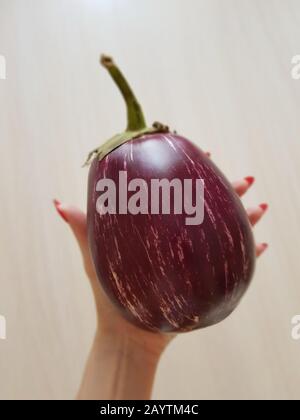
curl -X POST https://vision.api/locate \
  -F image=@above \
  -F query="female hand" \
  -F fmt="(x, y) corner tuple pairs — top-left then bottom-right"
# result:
(54, 167), (268, 400)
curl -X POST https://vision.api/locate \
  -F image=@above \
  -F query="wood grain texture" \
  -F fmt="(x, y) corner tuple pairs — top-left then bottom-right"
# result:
(0, 0), (299, 399)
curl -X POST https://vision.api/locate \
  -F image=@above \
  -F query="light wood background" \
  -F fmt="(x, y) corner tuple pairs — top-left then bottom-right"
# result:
(0, 0), (300, 400)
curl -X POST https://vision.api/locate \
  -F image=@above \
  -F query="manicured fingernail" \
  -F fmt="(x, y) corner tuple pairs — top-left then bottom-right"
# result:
(259, 203), (268, 212)
(258, 243), (268, 256)
(53, 199), (68, 223)
(244, 176), (255, 186)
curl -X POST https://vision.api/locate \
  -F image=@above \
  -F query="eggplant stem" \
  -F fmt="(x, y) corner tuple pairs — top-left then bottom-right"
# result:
(100, 54), (147, 132)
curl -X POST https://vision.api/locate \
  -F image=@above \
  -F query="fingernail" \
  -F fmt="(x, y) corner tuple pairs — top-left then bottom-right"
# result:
(244, 176), (255, 186)
(53, 199), (68, 223)
(205, 151), (211, 157)
(261, 243), (269, 253)
(259, 203), (268, 212)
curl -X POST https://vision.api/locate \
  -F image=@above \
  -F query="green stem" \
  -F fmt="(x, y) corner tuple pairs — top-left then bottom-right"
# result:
(100, 55), (147, 132)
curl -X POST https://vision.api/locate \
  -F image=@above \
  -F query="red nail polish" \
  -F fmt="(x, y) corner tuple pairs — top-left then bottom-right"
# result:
(260, 203), (268, 211)
(244, 176), (255, 186)
(53, 199), (68, 223)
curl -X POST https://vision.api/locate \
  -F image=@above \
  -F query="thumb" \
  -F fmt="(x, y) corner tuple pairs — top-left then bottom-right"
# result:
(53, 200), (96, 281)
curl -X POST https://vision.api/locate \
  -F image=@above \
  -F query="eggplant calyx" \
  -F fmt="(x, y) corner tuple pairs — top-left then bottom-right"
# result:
(84, 54), (171, 166)
(83, 122), (169, 166)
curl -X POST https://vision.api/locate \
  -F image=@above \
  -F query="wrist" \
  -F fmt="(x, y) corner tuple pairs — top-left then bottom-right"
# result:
(94, 329), (162, 368)
(87, 330), (160, 400)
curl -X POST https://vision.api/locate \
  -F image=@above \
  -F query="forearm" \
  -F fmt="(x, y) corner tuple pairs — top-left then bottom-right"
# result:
(77, 331), (160, 400)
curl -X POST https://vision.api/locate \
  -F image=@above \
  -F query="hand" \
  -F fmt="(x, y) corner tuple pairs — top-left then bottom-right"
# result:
(54, 170), (268, 359)
(54, 155), (268, 400)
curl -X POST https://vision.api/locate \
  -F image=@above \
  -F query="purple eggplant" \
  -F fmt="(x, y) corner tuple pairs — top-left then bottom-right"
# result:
(86, 55), (255, 333)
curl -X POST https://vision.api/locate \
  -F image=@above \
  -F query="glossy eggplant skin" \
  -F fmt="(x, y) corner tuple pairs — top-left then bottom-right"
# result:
(87, 133), (255, 333)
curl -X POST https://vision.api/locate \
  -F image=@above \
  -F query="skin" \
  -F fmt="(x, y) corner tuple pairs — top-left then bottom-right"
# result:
(54, 165), (268, 400)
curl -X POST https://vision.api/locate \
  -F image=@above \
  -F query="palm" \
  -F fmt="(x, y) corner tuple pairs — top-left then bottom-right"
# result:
(83, 236), (174, 354)
(54, 172), (268, 355)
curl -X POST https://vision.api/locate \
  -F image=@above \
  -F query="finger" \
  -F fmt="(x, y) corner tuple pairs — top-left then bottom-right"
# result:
(256, 243), (268, 257)
(247, 203), (268, 226)
(53, 200), (108, 313)
(53, 200), (97, 280)
(232, 176), (255, 197)
(54, 199), (88, 253)
(205, 151), (211, 158)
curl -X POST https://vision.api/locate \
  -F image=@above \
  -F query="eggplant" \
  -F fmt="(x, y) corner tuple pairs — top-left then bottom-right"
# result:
(86, 55), (255, 333)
